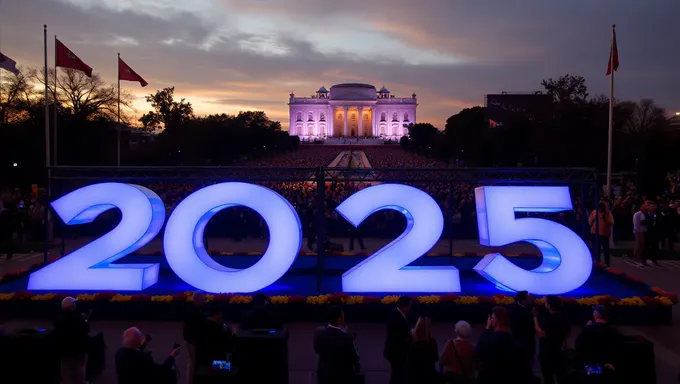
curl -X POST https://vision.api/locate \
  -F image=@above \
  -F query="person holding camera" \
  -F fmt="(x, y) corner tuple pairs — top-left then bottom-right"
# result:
(575, 306), (623, 383)
(475, 307), (532, 384)
(53, 297), (90, 384)
(115, 327), (180, 384)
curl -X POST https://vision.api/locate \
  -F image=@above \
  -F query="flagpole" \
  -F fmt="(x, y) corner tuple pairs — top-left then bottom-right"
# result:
(44, 26), (50, 167)
(605, 24), (616, 197)
(43, 25), (51, 264)
(117, 53), (121, 166)
(53, 35), (58, 166)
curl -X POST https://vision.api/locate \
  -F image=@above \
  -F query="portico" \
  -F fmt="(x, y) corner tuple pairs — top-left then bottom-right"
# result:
(289, 83), (417, 139)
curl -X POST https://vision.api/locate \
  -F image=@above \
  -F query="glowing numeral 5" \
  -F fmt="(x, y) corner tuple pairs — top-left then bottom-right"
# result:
(336, 184), (460, 293)
(163, 182), (302, 293)
(27, 183), (165, 291)
(473, 186), (592, 295)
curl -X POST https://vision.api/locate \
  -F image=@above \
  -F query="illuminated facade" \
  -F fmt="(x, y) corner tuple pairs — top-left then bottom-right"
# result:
(288, 83), (417, 139)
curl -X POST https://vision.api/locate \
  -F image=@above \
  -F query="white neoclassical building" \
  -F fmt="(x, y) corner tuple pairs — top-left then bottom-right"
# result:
(288, 83), (417, 140)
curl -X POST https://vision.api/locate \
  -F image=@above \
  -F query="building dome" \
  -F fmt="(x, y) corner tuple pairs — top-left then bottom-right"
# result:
(329, 83), (377, 100)
(317, 86), (329, 93)
(379, 85), (389, 93)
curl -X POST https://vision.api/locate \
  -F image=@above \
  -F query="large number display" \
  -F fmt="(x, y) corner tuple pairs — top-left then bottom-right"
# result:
(26, 183), (592, 294)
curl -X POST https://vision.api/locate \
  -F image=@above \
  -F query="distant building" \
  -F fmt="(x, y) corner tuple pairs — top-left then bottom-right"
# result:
(669, 113), (680, 130)
(288, 83), (417, 139)
(484, 92), (553, 127)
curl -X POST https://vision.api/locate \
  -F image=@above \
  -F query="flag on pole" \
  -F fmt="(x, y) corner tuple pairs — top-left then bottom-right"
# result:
(0, 52), (20, 75)
(606, 28), (619, 75)
(56, 38), (93, 77)
(118, 57), (148, 87)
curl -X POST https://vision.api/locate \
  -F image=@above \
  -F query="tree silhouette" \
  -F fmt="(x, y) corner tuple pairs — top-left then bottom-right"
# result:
(140, 86), (193, 131)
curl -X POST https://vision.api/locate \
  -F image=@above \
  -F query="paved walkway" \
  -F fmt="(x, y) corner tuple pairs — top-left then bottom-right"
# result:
(2, 238), (679, 382)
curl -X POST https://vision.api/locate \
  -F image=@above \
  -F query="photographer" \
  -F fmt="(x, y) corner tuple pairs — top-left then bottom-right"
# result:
(575, 306), (623, 383)
(115, 327), (179, 384)
(475, 307), (532, 384)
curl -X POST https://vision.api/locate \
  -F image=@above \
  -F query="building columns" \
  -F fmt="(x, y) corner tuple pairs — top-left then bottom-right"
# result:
(328, 107), (333, 136)
(358, 106), (363, 137)
(343, 106), (349, 136)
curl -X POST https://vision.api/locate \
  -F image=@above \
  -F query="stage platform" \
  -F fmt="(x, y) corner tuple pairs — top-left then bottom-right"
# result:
(0, 253), (675, 325)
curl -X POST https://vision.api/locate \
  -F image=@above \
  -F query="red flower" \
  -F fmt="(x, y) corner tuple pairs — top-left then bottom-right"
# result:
(641, 297), (662, 306)
(597, 295), (620, 305)
(212, 294), (234, 302)
(440, 294), (460, 303)
(328, 293), (349, 304)
(605, 268), (623, 275)
(13, 291), (35, 300)
(130, 295), (151, 302)
(289, 296), (306, 303)
(561, 297), (578, 305)
(363, 296), (382, 304)
(171, 293), (189, 302)
(478, 297), (495, 304)
(94, 291), (117, 301)
(624, 275), (642, 283)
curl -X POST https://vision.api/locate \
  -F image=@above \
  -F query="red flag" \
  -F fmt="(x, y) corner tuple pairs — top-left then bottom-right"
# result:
(606, 29), (619, 76)
(119, 57), (148, 87)
(56, 38), (93, 77)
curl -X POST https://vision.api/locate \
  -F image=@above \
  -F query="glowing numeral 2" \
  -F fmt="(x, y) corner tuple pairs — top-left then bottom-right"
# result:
(163, 182), (302, 293)
(27, 183), (165, 291)
(336, 184), (460, 293)
(473, 186), (592, 295)
(26, 183), (593, 295)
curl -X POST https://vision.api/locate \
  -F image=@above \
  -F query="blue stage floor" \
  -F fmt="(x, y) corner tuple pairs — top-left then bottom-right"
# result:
(0, 255), (645, 298)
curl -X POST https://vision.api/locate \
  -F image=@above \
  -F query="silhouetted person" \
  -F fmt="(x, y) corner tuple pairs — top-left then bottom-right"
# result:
(240, 293), (283, 331)
(509, 290), (536, 362)
(408, 317), (439, 384)
(115, 327), (179, 384)
(534, 296), (570, 384)
(575, 305), (624, 382)
(53, 297), (90, 384)
(475, 306), (532, 384)
(384, 296), (413, 384)
(313, 306), (360, 384)
(195, 308), (233, 366)
(183, 292), (206, 384)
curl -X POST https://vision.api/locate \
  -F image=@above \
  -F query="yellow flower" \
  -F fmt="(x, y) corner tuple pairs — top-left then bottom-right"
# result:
(494, 296), (514, 305)
(346, 296), (364, 305)
(269, 296), (289, 304)
(307, 295), (331, 305)
(658, 296), (673, 306)
(0, 293), (15, 301)
(31, 293), (56, 301)
(456, 296), (479, 305)
(417, 296), (441, 304)
(576, 298), (598, 306)
(381, 295), (400, 305)
(229, 295), (252, 304)
(151, 295), (173, 302)
(76, 294), (97, 301)
(111, 294), (132, 302)
(205, 294), (215, 302)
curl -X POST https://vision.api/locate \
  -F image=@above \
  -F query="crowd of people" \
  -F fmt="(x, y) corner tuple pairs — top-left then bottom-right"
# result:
(50, 292), (627, 384)
(0, 147), (678, 264)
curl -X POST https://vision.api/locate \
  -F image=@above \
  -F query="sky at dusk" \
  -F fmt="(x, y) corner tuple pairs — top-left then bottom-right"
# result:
(1, 0), (678, 129)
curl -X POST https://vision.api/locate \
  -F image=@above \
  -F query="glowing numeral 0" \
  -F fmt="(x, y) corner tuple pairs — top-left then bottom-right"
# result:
(336, 184), (460, 293)
(473, 186), (592, 295)
(163, 182), (302, 293)
(26, 182), (593, 295)
(28, 183), (166, 291)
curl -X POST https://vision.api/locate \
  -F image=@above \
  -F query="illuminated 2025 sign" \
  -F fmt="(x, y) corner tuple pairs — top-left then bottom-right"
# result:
(27, 183), (592, 295)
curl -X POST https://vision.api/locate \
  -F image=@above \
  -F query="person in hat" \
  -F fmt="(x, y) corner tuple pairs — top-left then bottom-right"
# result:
(53, 296), (90, 384)
(575, 305), (624, 381)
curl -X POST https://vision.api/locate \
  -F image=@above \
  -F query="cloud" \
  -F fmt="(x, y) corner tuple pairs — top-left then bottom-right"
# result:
(0, 0), (678, 130)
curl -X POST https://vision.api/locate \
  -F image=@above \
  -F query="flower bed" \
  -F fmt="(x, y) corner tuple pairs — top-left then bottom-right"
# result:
(0, 260), (675, 325)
